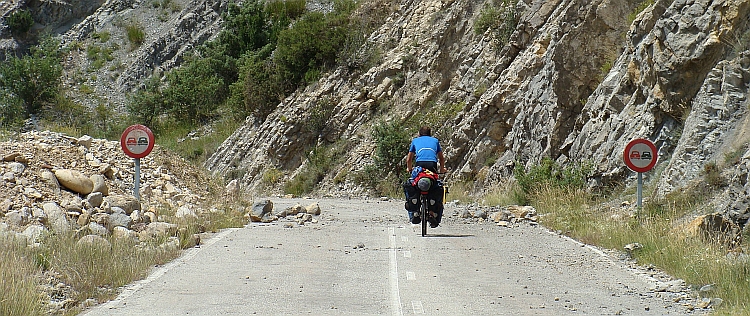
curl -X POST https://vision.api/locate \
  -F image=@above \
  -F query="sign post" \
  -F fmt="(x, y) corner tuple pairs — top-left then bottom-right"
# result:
(623, 138), (657, 208)
(120, 125), (155, 200)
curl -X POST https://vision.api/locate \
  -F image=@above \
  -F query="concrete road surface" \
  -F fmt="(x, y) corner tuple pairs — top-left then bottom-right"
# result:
(82, 198), (700, 315)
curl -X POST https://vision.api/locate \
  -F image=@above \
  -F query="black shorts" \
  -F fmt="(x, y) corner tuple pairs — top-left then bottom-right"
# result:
(416, 161), (437, 173)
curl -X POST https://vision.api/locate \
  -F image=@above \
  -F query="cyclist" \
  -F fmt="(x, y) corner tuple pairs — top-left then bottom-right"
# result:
(405, 126), (447, 227)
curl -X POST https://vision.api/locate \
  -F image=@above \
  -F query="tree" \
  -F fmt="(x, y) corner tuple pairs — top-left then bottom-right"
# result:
(0, 38), (63, 119)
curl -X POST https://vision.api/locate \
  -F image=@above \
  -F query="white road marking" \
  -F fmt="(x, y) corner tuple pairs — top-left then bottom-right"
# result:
(406, 271), (416, 280)
(389, 227), (404, 316)
(86, 228), (239, 313)
(411, 301), (425, 314)
(403, 250), (411, 258)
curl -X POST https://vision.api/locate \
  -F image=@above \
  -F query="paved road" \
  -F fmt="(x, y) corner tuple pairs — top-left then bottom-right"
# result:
(82, 198), (696, 315)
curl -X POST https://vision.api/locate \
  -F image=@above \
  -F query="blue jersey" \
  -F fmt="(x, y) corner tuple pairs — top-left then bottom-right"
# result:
(409, 136), (442, 162)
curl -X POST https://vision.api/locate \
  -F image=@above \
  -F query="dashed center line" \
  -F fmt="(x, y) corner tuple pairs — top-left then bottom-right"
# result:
(389, 227), (403, 316)
(411, 301), (425, 314)
(406, 271), (416, 280)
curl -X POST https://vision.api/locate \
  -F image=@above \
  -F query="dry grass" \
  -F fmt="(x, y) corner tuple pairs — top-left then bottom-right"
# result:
(0, 236), (46, 316)
(498, 183), (750, 314)
(0, 203), (246, 315)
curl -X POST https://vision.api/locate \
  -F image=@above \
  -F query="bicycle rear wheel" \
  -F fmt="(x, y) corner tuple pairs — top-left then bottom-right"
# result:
(420, 195), (427, 236)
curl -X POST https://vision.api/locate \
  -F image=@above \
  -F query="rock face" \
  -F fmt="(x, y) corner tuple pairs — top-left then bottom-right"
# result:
(200, 0), (750, 228)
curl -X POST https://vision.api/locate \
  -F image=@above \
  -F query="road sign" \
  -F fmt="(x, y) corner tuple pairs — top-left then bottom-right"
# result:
(623, 138), (657, 173)
(120, 125), (154, 159)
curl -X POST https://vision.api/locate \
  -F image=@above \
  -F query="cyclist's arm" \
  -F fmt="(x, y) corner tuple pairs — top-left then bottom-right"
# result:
(438, 151), (447, 173)
(407, 151), (415, 171)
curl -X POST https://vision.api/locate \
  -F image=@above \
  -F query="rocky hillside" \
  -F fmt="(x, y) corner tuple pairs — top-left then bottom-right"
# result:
(2, 0), (750, 230)
(204, 0), (750, 230)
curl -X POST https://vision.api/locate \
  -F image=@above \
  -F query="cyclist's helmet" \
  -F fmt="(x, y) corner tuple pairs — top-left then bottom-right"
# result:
(417, 178), (432, 191)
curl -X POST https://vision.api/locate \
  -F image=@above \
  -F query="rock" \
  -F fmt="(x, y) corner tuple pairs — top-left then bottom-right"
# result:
(473, 209), (487, 219)
(305, 202), (321, 215)
(460, 209), (471, 218)
(2, 172), (14, 183)
(86, 222), (110, 236)
(249, 200), (273, 222)
(20, 225), (47, 243)
(112, 226), (138, 240)
(2, 152), (20, 161)
(497, 220), (510, 227)
(492, 211), (512, 223)
(24, 187), (43, 199)
(684, 214), (740, 246)
(77, 135), (93, 148)
(175, 206), (197, 218)
(76, 234), (111, 250)
(5, 210), (28, 227)
(40, 170), (61, 195)
(104, 195), (141, 215)
(86, 192), (104, 208)
(139, 222), (178, 240)
(54, 169), (94, 195)
(90, 174), (108, 195)
(8, 162), (25, 174)
(109, 212), (133, 229)
(288, 204), (303, 215)
(43, 202), (71, 233)
(77, 210), (91, 227)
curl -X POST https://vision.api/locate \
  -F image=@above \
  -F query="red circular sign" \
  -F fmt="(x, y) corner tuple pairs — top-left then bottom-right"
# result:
(120, 125), (155, 159)
(623, 138), (657, 173)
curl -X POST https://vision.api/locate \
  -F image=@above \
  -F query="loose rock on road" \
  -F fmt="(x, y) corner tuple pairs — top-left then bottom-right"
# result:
(83, 198), (704, 315)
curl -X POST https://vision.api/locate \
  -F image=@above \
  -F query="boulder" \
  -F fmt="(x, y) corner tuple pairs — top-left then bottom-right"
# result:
(90, 174), (108, 195)
(104, 195), (141, 215)
(54, 169), (93, 195)
(684, 213), (741, 246)
(305, 202), (321, 215)
(43, 202), (71, 233)
(76, 235), (111, 251)
(175, 206), (197, 219)
(109, 212), (133, 229)
(86, 192), (104, 208)
(249, 200), (273, 222)
(20, 225), (47, 243)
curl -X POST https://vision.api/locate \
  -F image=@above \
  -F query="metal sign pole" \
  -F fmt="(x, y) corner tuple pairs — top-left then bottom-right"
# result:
(637, 172), (642, 208)
(134, 158), (141, 200)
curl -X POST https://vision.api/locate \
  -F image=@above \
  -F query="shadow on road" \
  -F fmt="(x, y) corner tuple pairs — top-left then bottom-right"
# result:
(422, 234), (474, 238)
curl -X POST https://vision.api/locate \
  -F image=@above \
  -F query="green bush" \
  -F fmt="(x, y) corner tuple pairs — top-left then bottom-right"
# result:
(514, 157), (592, 195)
(284, 141), (350, 195)
(7, 10), (34, 35)
(372, 120), (410, 175)
(628, 0), (654, 24)
(304, 97), (336, 138)
(0, 37), (63, 118)
(474, 0), (517, 47)
(125, 21), (146, 47)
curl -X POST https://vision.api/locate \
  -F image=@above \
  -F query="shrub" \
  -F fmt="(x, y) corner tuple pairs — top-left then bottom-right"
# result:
(0, 37), (63, 118)
(304, 97), (336, 139)
(125, 21), (146, 47)
(514, 157), (592, 196)
(284, 141), (349, 195)
(372, 120), (410, 176)
(627, 0), (655, 24)
(7, 10), (34, 35)
(474, 0), (517, 47)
